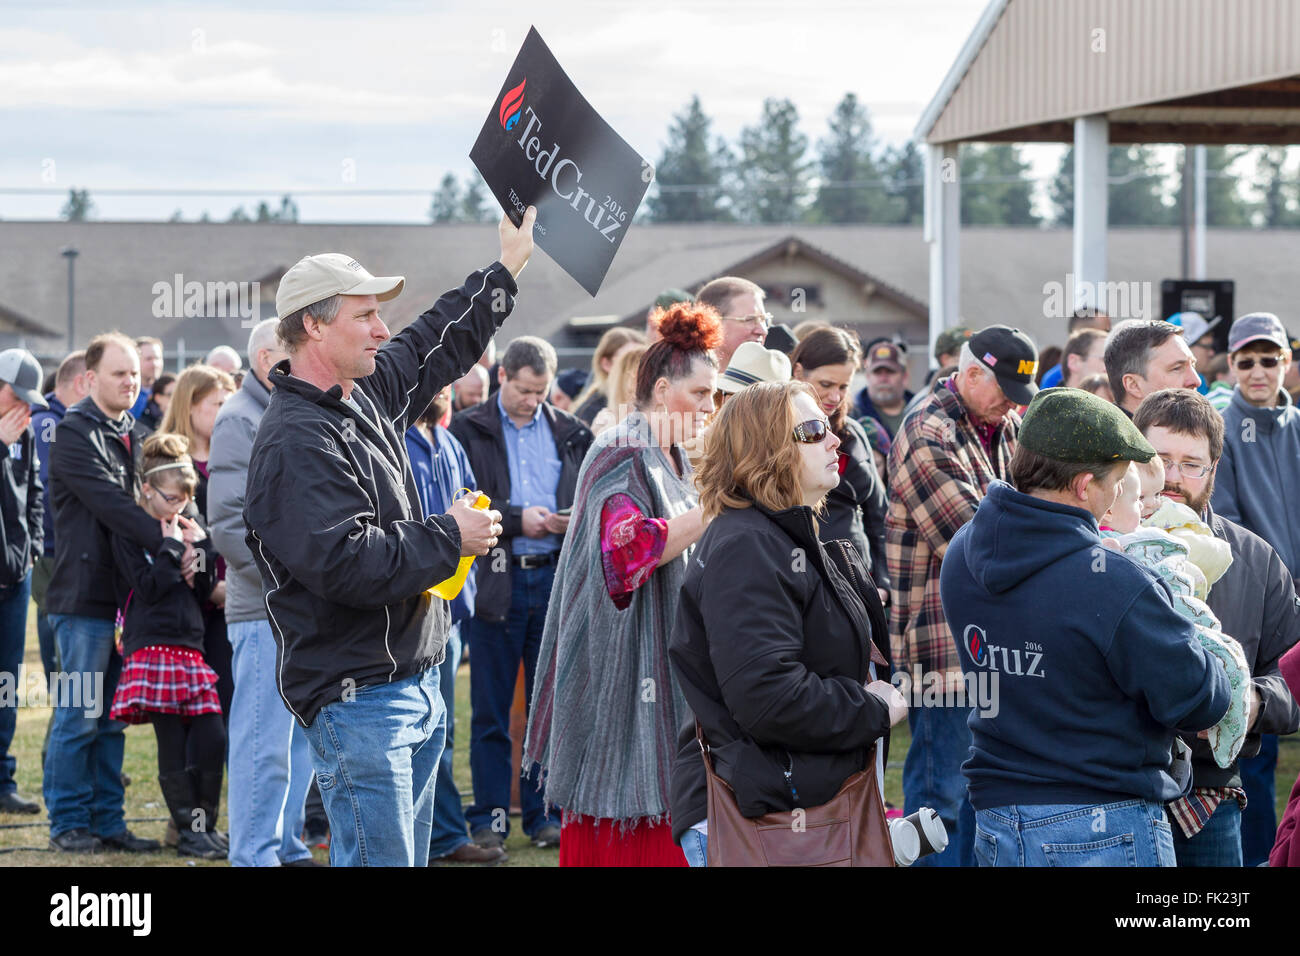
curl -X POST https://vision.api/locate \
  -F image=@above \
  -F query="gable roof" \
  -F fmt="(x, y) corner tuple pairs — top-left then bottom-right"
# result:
(603, 233), (929, 327)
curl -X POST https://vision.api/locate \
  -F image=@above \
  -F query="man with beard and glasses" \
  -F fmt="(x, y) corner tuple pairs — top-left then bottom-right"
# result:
(1134, 388), (1300, 867)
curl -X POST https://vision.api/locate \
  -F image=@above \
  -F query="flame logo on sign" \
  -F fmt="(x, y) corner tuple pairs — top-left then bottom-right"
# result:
(963, 624), (989, 667)
(499, 78), (526, 131)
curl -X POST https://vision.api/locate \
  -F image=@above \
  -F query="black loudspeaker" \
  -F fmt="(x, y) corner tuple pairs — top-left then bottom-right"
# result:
(1160, 279), (1234, 354)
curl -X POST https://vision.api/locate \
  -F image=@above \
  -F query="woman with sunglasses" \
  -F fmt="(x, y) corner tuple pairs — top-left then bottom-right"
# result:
(668, 381), (908, 866)
(790, 327), (890, 600)
(524, 302), (720, 866)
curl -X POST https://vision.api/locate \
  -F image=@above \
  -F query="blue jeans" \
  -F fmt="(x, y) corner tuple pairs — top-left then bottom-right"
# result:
(465, 564), (560, 838)
(0, 571), (31, 795)
(429, 623), (471, 859)
(903, 703), (976, 866)
(1171, 796), (1243, 867)
(301, 667), (445, 867)
(975, 800), (1176, 866)
(680, 828), (708, 867)
(1239, 735), (1277, 867)
(43, 614), (125, 838)
(226, 618), (313, 866)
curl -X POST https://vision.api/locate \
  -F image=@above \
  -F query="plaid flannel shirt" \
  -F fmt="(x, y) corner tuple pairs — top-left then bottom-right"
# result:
(885, 377), (1019, 675)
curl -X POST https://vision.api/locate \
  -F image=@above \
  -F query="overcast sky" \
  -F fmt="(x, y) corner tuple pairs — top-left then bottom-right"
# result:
(2, 0), (1076, 223)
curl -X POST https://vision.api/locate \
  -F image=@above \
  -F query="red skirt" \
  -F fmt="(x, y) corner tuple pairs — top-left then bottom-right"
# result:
(558, 814), (688, 867)
(110, 645), (222, 725)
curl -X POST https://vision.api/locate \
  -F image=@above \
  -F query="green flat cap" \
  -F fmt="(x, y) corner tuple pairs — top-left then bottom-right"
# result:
(1018, 387), (1155, 463)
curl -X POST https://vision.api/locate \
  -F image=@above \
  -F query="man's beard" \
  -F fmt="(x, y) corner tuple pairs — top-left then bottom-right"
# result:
(1163, 475), (1215, 516)
(870, 385), (902, 407)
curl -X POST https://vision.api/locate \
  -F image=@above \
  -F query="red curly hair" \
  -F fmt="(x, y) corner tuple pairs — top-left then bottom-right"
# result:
(635, 302), (724, 407)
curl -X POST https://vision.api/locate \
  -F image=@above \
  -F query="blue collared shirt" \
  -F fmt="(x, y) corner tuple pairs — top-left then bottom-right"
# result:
(405, 423), (478, 622)
(497, 392), (561, 555)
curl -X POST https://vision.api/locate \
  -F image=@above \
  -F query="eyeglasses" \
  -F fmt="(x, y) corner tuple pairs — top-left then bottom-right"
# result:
(727, 312), (773, 330)
(1160, 459), (1212, 479)
(1233, 355), (1282, 371)
(793, 418), (830, 444)
(155, 488), (191, 506)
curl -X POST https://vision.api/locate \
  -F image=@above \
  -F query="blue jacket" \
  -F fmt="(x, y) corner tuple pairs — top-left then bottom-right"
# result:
(939, 481), (1230, 810)
(30, 393), (65, 558)
(1213, 387), (1300, 579)
(405, 423), (478, 623)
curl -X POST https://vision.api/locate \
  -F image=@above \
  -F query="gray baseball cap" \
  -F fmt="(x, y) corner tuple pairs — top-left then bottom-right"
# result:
(0, 349), (47, 409)
(1229, 312), (1289, 354)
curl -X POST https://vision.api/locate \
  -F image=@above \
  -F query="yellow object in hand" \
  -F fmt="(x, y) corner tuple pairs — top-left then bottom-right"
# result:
(430, 491), (491, 600)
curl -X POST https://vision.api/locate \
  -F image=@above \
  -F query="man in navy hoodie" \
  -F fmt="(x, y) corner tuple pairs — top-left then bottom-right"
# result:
(941, 388), (1230, 866)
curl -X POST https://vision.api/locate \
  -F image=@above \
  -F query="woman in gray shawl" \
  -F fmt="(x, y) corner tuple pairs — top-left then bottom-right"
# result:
(524, 303), (721, 866)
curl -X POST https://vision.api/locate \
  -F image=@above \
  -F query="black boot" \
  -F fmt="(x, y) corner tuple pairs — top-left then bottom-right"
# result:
(191, 768), (229, 852)
(157, 771), (224, 860)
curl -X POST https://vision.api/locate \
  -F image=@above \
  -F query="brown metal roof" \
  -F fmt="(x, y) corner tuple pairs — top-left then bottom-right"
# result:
(919, 0), (1300, 144)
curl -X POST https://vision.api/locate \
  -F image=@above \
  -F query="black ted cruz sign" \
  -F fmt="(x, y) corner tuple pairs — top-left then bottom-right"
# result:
(470, 26), (652, 296)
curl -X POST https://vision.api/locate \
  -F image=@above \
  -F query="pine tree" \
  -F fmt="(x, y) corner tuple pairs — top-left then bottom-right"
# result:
(461, 173), (493, 222)
(809, 93), (895, 223)
(881, 142), (924, 224)
(1049, 147), (1074, 225)
(733, 98), (811, 224)
(429, 173), (461, 223)
(648, 95), (732, 221)
(1052, 145), (1175, 226)
(960, 145), (1038, 225)
(277, 194), (299, 223)
(60, 189), (94, 221)
(1254, 147), (1300, 227)
(1108, 146), (1174, 226)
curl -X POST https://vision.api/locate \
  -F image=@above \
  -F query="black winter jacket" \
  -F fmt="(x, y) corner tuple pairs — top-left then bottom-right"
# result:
(47, 398), (162, 619)
(669, 501), (892, 842)
(244, 262), (516, 727)
(0, 423), (42, 597)
(112, 518), (216, 657)
(820, 416), (889, 588)
(448, 399), (592, 623)
(1193, 505), (1300, 788)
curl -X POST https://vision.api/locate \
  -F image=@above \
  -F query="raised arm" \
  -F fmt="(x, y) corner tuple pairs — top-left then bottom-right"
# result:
(367, 210), (536, 427)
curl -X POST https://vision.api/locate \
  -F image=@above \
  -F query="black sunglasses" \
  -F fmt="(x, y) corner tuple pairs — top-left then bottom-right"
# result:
(1234, 355), (1282, 371)
(793, 419), (830, 444)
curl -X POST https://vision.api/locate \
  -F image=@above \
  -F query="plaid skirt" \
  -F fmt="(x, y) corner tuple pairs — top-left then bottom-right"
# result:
(110, 644), (222, 725)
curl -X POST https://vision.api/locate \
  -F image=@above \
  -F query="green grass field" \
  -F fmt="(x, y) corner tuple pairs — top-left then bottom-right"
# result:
(3, 604), (1296, 866)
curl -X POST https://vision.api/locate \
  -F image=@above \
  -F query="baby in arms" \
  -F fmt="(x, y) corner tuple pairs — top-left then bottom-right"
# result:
(1099, 456), (1250, 768)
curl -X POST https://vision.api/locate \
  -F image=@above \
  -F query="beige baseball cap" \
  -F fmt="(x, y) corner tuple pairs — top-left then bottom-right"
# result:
(276, 253), (405, 320)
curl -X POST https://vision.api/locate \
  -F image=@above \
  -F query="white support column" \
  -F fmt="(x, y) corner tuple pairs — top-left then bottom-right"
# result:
(925, 142), (960, 364)
(1072, 115), (1109, 310)
(1192, 144), (1207, 280)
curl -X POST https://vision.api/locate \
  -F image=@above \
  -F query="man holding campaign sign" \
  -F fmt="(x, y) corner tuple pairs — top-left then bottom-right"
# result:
(243, 211), (536, 868)
(471, 26), (652, 296)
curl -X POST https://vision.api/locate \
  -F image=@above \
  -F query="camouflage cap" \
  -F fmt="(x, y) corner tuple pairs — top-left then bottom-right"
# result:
(1017, 387), (1155, 463)
(934, 325), (972, 361)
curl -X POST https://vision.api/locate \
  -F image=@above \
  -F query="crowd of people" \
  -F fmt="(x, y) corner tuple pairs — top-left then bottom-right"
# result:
(1, 205), (1298, 867)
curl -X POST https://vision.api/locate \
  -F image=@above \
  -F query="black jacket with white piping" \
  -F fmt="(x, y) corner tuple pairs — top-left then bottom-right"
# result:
(244, 262), (516, 727)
